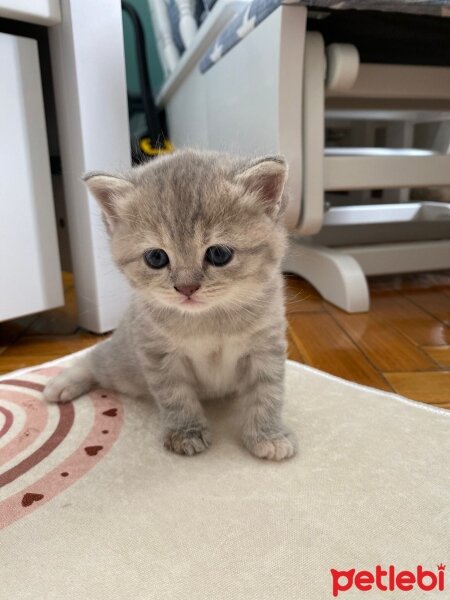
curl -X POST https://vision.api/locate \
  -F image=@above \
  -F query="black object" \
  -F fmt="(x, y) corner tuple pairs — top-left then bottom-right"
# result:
(308, 9), (450, 67)
(122, 1), (168, 157)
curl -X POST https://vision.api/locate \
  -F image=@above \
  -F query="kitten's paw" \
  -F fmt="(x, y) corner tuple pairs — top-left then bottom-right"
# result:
(164, 426), (212, 456)
(43, 366), (94, 404)
(244, 429), (297, 461)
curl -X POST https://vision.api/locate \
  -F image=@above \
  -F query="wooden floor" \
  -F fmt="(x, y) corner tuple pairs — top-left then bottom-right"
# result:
(1, 271), (449, 409)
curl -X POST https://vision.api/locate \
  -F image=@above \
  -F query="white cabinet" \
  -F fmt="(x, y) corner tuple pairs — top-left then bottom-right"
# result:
(0, 33), (63, 321)
(0, 0), (60, 25)
(0, 1), (132, 332)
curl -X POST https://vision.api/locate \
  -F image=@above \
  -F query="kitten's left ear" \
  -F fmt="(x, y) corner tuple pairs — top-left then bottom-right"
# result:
(236, 156), (288, 218)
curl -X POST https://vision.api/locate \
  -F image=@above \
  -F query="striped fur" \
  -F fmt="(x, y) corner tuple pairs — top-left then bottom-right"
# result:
(44, 150), (297, 460)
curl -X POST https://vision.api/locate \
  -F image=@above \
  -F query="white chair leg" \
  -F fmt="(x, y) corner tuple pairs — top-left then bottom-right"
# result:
(148, 0), (180, 74)
(283, 237), (370, 313)
(175, 0), (197, 49)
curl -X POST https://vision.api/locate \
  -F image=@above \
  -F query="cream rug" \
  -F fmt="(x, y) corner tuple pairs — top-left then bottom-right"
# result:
(0, 351), (448, 599)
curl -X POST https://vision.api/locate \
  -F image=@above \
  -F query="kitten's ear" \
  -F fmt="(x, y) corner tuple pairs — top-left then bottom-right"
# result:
(236, 156), (288, 218)
(83, 172), (134, 232)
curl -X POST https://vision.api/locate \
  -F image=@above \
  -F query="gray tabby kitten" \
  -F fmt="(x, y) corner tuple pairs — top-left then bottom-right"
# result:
(44, 149), (297, 461)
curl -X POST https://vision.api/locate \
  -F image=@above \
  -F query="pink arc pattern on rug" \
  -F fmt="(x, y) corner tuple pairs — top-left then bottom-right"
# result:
(0, 366), (124, 529)
(0, 405), (14, 438)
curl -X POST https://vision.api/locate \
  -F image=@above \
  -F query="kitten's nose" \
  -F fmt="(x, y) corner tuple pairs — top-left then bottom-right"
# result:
(174, 284), (200, 298)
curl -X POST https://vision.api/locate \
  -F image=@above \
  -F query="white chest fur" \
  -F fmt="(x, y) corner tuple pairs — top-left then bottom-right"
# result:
(180, 335), (247, 398)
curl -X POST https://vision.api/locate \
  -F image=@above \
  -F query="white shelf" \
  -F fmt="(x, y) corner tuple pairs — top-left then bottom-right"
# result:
(325, 147), (436, 157)
(326, 110), (450, 123)
(323, 202), (450, 226)
(324, 155), (450, 190)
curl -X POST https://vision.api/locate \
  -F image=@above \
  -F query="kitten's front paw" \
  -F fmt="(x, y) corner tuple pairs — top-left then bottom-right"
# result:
(43, 366), (93, 404)
(164, 426), (212, 456)
(244, 429), (297, 461)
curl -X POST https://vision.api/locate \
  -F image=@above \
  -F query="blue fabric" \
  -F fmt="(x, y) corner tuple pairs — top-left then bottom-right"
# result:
(199, 0), (281, 72)
(165, 0), (185, 53)
(199, 0), (450, 73)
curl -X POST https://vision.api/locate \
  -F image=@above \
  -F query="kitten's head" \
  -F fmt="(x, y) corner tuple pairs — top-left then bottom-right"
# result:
(84, 149), (288, 314)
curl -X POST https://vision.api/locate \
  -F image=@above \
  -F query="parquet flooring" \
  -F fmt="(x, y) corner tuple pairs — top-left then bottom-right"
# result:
(1, 271), (449, 409)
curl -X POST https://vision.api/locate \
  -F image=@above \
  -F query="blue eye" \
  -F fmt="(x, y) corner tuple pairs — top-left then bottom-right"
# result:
(205, 245), (234, 267)
(144, 249), (169, 269)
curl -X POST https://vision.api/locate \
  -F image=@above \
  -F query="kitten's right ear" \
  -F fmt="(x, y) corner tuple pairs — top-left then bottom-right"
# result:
(235, 156), (288, 218)
(82, 172), (134, 232)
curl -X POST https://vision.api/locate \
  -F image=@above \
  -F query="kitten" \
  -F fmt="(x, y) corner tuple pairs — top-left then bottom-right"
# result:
(44, 149), (297, 461)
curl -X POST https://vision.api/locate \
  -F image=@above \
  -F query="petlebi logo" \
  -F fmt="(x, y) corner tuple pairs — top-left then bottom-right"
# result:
(330, 564), (446, 597)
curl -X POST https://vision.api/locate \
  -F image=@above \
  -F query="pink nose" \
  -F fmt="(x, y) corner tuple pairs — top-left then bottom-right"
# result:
(174, 284), (200, 298)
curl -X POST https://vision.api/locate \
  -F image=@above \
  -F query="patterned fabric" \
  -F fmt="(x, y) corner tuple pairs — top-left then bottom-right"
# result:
(166, 0), (186, 53)
(0, 365), (123, 529)
(199, 0), (219, 22)
(200, 0), (281, 72)
(200, 0), (450, 72)
(1, 353), (449, 599)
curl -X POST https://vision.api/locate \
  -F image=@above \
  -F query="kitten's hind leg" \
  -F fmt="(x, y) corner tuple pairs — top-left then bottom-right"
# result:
(44, 361), (96, 404)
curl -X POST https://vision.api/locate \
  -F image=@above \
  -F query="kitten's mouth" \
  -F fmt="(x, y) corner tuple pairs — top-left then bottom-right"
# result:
(180, 296), (205, 309)
(151, 292), (211, 312)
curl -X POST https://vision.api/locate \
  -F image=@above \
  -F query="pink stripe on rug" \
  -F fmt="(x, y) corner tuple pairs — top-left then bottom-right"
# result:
(0, 389), (49, 467)
(0, 407), (13, 439)
(33, 367), (66, 378)
(0, 380), (45, 392)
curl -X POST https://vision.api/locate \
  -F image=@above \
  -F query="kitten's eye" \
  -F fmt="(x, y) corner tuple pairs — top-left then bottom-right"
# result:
(205, 245), (234, 267)
(144, 249), (169, 269)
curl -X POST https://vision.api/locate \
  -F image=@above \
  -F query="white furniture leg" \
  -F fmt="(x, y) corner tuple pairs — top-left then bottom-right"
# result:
(283, 237), (370, 313)
(344, 240), (450, 275)
(297, 32), (326, 235)
(149, 0), (180, 74)
(175, 0), (198, 49)
(49, 0), (131, 333)
(0, 33), (63, 321)
(284, 237), (450, 313)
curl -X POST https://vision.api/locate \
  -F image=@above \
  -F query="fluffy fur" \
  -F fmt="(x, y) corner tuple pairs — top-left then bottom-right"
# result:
(44, 149), (297, 460)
